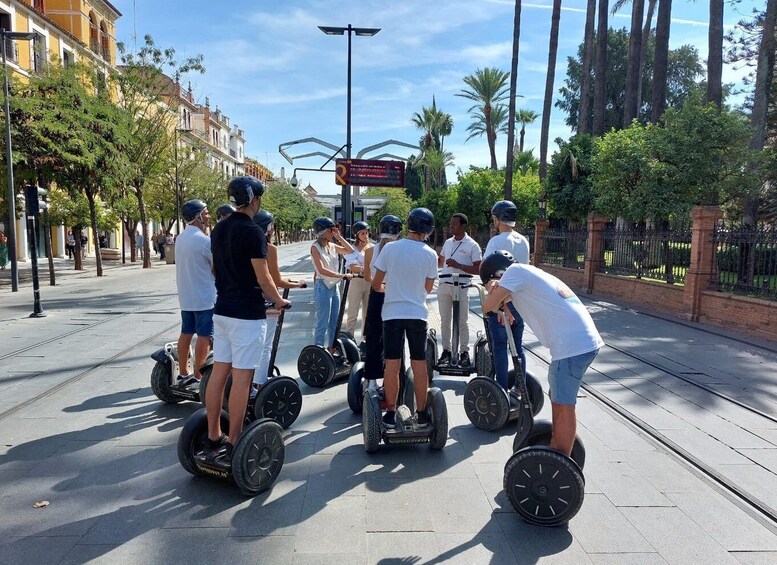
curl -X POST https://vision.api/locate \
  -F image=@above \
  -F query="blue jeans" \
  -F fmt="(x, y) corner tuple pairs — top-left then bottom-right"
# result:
(314, 279), (340, 347)
(487, 302), (526, 391)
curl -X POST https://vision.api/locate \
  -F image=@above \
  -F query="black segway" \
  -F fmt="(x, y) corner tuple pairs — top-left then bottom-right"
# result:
(150, 342), (213, 404)
(464, 284), (545, 431)
(499, 308), (586, 526)
(297, 276), (360, 387)
(200, 288), (303, 429)
(425, 273), (490, 382)
(362, 365), (448, 453)
(177, 408), (285, 496)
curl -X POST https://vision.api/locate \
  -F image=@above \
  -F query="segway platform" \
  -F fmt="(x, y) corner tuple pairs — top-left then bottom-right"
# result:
(150, 342), (213, 404)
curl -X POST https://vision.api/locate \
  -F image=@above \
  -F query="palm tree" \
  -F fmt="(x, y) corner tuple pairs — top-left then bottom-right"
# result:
(614, 0), (657, 120)
(539, 0), (563, 181)
(505, 0), (523, 199)
(466, 104), (509, 148)
(516, 108), (539, 152)
(651, 0), (672, 121)
(578, 0), (597, 134)
(622, 0), (645, 127)
(411, 97), (454, 189)
(414, 148), (455, 191)
(593, 0), (609, 135)
(457, 67), (510, 170)
(707, 0), (724, 109)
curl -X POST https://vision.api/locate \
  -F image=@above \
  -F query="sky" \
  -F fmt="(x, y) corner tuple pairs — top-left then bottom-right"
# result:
(111, 0), (763, 195)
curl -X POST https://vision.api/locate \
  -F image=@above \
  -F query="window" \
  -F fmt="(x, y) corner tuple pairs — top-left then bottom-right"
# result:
(88, 12), (98, 53)
(62, 49), (74, 68)
(0, 12), (13, 62)
(32, 33), (46, 75)
(99, 21), (110, 62)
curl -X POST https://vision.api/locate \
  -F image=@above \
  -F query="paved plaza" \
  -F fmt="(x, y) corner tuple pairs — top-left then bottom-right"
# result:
(1, 240), (777, 564)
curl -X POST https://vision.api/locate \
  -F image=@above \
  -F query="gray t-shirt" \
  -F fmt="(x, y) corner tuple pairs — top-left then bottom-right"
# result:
(373, 239), (438, 321)
(175, 226), (216, 311)
(484, 230), (531, 264)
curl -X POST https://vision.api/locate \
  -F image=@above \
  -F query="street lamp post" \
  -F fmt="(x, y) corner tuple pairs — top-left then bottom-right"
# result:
(2, 29), (36, 292)
(318, 24), (380, 239)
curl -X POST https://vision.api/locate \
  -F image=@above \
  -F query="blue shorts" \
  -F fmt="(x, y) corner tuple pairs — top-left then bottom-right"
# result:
(547, 349), (599, 405)
(180, 309), (214, 337)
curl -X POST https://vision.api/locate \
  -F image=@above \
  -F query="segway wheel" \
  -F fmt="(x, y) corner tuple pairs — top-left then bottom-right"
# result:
(425, 334), (437, 384)
(231, 419), (285, 496)
(297, 346), (336, 388)
(504, 446), (585, 526)
(199, 365), (212, 407)
(348, 362), (365, 414)
(362, 390), (382, 454)
(151, 361), (181, 404)
(428, 388), (448, 450)
(254, 377), (303, 429)
(340, 338), (361, 365)
(464, 377), (509, 431)
(402, 366), (416, 414)
(474, 336), (493, 378)
(508, 371), (545, 417)
(177, 407), (229, 476)
(514, 420), (586, 470)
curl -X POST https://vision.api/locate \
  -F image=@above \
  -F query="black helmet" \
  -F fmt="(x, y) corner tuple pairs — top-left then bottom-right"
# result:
(216, 204), (235, 221)
(181, 199), (207, 223)
(228, 176), (265, 207)
(491, 200), (518, 224)
(378, 215), (402, 237)
(352, 220), (369, 235)
(479, 250), (516, 284)
(253, 209), (274, 234)
(407, 207), (435, 235)
(313, 216), (336, 234)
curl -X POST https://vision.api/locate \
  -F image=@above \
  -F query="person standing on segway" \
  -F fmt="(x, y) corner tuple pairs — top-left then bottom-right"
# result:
(436, 213), (482, 367)
(310, 217), (355, 353)
(484, 200), (531, 391)
(204, 176), (290, 464)
(363, 215), (402, 392)
(344, 221), (373, 347)
(174, 200), (215, 389)
(480, 251), (603, 456)
(371, 208), (438, 428)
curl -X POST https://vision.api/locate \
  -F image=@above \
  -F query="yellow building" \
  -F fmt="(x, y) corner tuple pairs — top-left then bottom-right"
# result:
(0, 0), (121, 261)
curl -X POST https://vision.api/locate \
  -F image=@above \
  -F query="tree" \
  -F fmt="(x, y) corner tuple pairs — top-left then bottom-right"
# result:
(413, 148), (455, 191)
(593, 0), (610, 136)
(262, 182), (327, 237)
(558, 28), (704, 132)
(111, 35), (204, 268)
(623, 0), (645, 128)
(515, 109), (539, 153)
(457, 67), (510, 170)
(578, 0), (598, 134)
(545, 134), (597, 222)
(707, 0), (724, 109)
(365, 187), (415, 232)
(513, 150), (540, 176)
(464, 104), (509, 166)
(651, 0), (672, 121)
(505, 0), (523, 199)
(539, 0), (563, 181)
(613, 0), (658, 118)
(411, 98), (454, 190)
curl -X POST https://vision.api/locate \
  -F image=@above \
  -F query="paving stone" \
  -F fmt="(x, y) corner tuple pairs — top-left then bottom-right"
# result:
(739, 447), (777, 470)
(291, 553), (367, 565)
(621, 507), (738, 564)
(589, 553), (668, 564)
(711, 463), (777, 512)
(619, 451), (708, 493)
(433, 532), (517, 564)
(422, 477), (500, 534)
(0, 535), (81, 565)
(496, 513), (594, 563)
(660, 428), (751, 465)
(472, 461), (512, 513)
(584, 460), (673, 507)
(293, 495), (366, 555)
(569, 494), (654, 554)
(750, 428), (777, 446)
(367, 532), (439, 563)
(731, 552), (777, 564)
(229, 479), (307, 537)
(365, 479), (434, 532)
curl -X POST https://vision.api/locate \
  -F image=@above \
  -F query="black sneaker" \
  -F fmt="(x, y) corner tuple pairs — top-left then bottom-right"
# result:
(204, 434), (228, 463)
(437, 350), (452, 365)
(415, 409), (431, 427)
(223, 442), (234, 465)
(176, 374), (200, 388)
(382, 410), (396, 429)
(459, 351), (471, 367)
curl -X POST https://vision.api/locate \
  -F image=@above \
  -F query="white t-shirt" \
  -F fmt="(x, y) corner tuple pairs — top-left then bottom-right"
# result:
(175, 226), (216, 311)
(485, 230), (531, 264)
(440, 234), (482, 276)
(373, 239), (438, 321)
(497, 264), (604, 360)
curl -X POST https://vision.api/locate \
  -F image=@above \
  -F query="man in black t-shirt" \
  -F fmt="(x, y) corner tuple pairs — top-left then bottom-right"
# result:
(204, 176), (290, 463)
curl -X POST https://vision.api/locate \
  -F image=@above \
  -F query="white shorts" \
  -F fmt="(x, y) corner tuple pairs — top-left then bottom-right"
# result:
(213, 314), (267, 370)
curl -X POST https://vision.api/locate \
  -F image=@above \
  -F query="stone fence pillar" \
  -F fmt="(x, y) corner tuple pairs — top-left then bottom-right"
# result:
(532, 219), (549, 266)
(683, 205), (723, 321)
(584, 213), (608, 294)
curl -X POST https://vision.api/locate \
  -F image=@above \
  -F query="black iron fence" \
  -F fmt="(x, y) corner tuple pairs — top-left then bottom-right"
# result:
(543, 227), (587, 269)
(600, 225), (691, 284)
(711, 226), (777, 300)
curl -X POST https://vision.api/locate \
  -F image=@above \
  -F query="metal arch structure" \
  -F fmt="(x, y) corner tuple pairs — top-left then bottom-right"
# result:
(355, 139), (418, 160)
(278, 137), (347, 165)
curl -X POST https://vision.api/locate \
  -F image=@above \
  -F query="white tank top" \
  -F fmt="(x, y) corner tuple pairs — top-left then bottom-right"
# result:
(313, 241), (340, 288)
(370, 242), (386, 279)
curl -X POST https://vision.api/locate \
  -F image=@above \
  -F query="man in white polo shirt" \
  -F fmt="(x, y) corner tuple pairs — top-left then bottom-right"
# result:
(437, 213), (482, 367)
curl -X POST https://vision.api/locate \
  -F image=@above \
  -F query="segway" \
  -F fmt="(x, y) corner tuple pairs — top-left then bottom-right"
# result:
(425, 273), (490, 382)
(177, 408), (285, 496)
(348, 353), (414, 415)
(297, 276), (360, 387)
(499, 308), (586, 526)
(362, 366), (448, 453)
(464, 284), (545, 431)
(150, 342), (213, 404)
(200, 288), (303, 429)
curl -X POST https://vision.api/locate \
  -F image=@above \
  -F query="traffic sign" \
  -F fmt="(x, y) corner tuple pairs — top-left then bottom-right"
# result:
(335, 159), (405, 188)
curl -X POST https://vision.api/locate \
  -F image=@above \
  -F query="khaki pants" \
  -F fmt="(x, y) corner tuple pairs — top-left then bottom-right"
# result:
(345, 276), (371, 339)
(437, 282), (470, 354)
